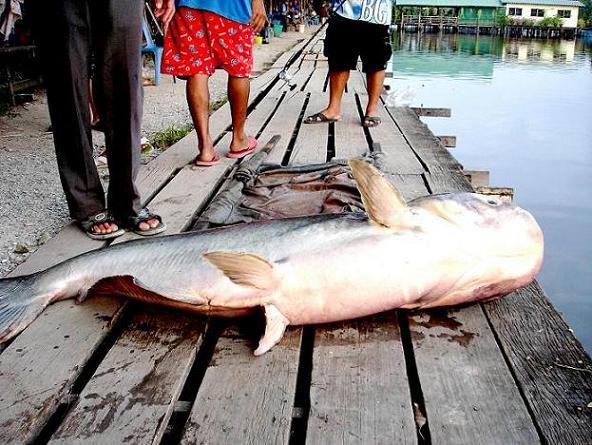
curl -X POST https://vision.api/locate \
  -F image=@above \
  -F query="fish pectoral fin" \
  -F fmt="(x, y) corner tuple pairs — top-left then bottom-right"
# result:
(203, 251), (277, 291)
(349, 159), (408, 228)
(254, 304), (289, 356)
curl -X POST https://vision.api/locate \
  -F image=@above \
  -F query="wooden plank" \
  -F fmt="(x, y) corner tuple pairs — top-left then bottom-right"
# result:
(271, 50), (296, 69)
(304, 66), (329, 93)
(347, 68), (367, 94)
(475, 186), (514, 202)
(180, 325), (302, 444)
(408, 307), (540, 444)
(250, 67), (281, 93)
(289, 94), (329, 165)
(281, 61), (315, 94)
(388, 106), (462, 174)
(425, 171), (472, 194)
(411, 107), (451, 118)
(463, 170), (489, 188)
(437, 135), (456, 148)
(387, 174), (429, 201)
(333, 93), (368, 159)
(258, 93), (308, 165)
(485, 282), (592, 445)
(0, 296), (124, 444)
(364, 101), (425, 175)
(307, 313), (417, 445)
(48, 308), (205, 445)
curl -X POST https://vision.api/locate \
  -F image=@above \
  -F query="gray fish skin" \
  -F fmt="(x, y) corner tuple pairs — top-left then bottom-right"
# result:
(0, 162), (544, 355)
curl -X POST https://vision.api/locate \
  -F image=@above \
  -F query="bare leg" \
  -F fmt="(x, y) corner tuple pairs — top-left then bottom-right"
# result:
(305, 70), (348, 121)
(228, 75), (251, 153)
(365, 69), (385, 117)
(187, 74), (217, 163)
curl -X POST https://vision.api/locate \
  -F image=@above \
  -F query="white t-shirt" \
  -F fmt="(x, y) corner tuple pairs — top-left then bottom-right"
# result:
(334, 0), (393, 26)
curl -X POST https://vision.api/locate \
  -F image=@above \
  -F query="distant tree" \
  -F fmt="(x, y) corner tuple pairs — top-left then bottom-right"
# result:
(581, 0), (592, 25)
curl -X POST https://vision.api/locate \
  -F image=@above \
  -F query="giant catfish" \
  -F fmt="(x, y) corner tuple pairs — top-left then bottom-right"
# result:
(0, 161), (544, 354)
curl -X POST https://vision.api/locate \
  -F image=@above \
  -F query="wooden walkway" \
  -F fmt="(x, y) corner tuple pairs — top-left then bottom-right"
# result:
(1, 29), (590, 445)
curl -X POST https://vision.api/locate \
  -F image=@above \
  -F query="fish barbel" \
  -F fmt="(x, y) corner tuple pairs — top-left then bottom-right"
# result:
(0, 161), (544, 355)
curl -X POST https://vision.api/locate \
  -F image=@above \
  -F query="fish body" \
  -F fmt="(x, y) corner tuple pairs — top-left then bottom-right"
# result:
(0, 161), (544, 354)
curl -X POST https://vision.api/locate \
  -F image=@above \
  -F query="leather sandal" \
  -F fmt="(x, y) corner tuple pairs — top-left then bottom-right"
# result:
(79, 211), (125, 240)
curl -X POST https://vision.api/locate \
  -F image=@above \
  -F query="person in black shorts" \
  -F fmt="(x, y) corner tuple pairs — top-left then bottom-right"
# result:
(304, 0), (392, 127)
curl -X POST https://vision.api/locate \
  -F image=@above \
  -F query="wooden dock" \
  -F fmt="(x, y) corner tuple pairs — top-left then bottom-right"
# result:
(1, 28), (590, 444)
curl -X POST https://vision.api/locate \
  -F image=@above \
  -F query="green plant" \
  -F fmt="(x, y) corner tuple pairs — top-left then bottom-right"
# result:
(150, 124), (194, 149)
(537, 16), (563, 27)
(210, 97), (227, 113)
(578, 18), (586, 28)
(496, 14), (509, 27)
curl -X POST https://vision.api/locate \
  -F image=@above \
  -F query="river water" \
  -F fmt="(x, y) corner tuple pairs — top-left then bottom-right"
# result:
(386, 32), (592, 353)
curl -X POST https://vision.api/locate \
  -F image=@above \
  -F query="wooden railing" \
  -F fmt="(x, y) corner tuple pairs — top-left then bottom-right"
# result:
(401, 15), (459, 26)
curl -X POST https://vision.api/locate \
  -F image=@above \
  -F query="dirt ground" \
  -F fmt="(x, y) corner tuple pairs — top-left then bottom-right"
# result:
(0, 29), (313, 277)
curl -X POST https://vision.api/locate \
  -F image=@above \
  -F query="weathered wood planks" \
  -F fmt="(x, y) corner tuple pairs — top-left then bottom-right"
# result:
(307, 312), (418, 445)
(181, 325), (302, 444)
(364, 100), (425, 175)
(411, 107), (451, 118)
(289, 94), (329, 165)
(258, 93), (308, 165)
(48, 308), (205, 445)
(333, 93), (368, 159)
(408, 306), (540, 444)
(485, 282), (592, 445)
(347, 68), (367, 94)
(305, 65), (329, 94)
(388, 106), (462, 174)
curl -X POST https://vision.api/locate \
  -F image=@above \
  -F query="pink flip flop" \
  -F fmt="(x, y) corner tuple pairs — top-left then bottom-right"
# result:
(194, 153), (221, 167)
(226, 136), (258, 159)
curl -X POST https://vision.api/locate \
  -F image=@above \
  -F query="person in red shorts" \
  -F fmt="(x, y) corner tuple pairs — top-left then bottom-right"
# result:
(162, 0), (266, 166)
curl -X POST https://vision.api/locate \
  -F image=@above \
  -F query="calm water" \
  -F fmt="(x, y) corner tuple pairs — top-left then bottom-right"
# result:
(386, 33), (592, 354)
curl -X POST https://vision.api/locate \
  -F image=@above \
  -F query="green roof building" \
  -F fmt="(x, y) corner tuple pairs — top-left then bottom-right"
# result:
(395, 0), (584, 29)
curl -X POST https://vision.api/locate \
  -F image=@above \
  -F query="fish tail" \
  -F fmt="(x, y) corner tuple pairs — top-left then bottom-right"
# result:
(0, 274), (55, 343)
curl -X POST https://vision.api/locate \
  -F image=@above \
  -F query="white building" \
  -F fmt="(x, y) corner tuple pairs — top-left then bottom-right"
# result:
(503, 0), (584, 28)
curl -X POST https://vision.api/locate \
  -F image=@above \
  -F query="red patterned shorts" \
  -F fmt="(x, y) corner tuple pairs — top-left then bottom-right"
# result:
(161, 8), (254, 78)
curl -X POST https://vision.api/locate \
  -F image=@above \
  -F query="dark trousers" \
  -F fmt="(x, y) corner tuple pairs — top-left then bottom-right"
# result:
(30, 0), (143, 221)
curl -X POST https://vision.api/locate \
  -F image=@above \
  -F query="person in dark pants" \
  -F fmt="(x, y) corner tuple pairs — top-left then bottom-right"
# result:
(29, 0), (174, 239)
(304, 0), (393, 128)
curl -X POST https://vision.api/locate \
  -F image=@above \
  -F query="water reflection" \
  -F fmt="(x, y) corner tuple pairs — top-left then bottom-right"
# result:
(387, 33), (592, 353)
(502, 39), (576, 63)
(389, 33), (584, 80)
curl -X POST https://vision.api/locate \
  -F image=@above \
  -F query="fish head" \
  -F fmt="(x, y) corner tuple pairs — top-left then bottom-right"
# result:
(347, 160), (543, 301)
(411, 192), (544, 298)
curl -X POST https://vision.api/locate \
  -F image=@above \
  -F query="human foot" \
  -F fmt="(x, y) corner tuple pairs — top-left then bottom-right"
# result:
(80, 211), (125, 240)
(362, 115), (381, 127)
(227, 136), (257, 159)
(125, 208), (166, 236)
(194, 138), (218, 166)
(303, 109), (341, 124)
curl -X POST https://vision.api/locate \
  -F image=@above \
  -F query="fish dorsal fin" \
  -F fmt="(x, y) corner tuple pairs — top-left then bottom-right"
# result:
(349, 160), (408, 228)
(204, 251), (277, 290)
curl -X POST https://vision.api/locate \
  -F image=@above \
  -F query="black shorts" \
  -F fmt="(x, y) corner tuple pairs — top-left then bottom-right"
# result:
(324, 15), (392, 73)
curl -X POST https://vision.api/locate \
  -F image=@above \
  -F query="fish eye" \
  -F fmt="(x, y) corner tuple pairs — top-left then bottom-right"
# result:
(487, 199), (498, 205)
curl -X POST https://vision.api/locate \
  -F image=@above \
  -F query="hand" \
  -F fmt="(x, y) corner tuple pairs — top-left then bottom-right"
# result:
(153, 0), (175, 33)
(249, 0), (267, 34)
